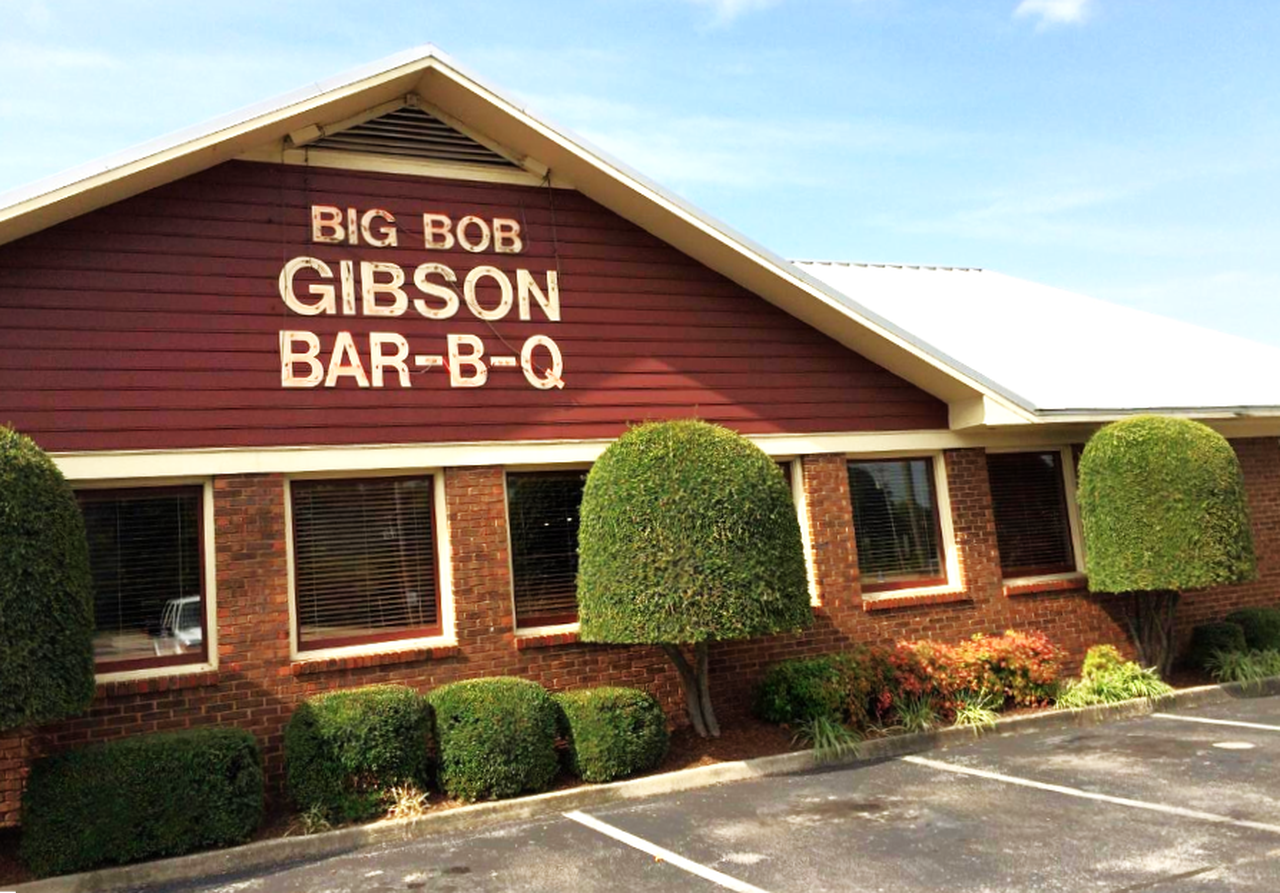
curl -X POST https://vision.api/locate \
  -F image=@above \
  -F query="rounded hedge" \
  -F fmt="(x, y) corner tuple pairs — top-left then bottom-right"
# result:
(20, 727), (263, 877)
(754, 654), (852, 725)
(577, 420), (811, 644)
(284, 684), (432, 822)
(1225, 607), (1280, 651)
(427, 677), (559, 801)
(555, 687), (669, 783)
(1187, 621), (1248, 670)
(0, 427), (95, 731)
(1078, 415), (1256, 593)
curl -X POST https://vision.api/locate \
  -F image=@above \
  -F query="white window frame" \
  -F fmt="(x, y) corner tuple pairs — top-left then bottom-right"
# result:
(76, 477), (219, 684)
(846, 450), (963, 602)
(986, 445), (1087, 585)
(285, 469), (455, 661)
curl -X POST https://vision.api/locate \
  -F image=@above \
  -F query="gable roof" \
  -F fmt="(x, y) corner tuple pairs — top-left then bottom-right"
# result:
(796, 261), (1280, 418)
(1, 46), (1276, 432)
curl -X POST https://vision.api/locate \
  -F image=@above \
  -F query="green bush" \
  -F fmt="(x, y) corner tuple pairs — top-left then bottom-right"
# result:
(284, 684), (432, 822)
(1056, 645), (1174, 708)
(1187, 621), (1248, 670)
(0, 427), (96, 731)
(754, 654), (853, 726)
(555, 687), (669, 783)
(428, 677), (559, 801)
(1078, 415), (1256, 593)
(1225, 608), (1280, 652)
(20, 727), (263, 877)
(578, 420), (811, 644)
(1206, 649), (1280, 688)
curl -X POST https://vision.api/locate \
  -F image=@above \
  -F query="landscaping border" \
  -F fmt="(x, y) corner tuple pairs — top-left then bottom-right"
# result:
(16, 677), (1280, 893)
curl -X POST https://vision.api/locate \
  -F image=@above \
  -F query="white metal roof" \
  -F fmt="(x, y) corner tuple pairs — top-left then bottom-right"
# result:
(795, 261), (1280, 416)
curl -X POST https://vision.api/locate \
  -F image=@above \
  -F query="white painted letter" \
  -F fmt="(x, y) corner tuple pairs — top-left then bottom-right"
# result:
(360, 209), (397, 248)
(493, 218), (523, 254)
(447, 334), (488, 387)
(279, 330), (324, 387)
(370, 332), (410, 387)
(360, 261), (408, 317)
(521, 335), (565, 390)
(325, 331), (371, 387)
(411, 263), (460, 319)
(279, 256), (336, 315)
(517, 269), (560, 321)
(456, 215), (491, 253)
(339, 260), (356, 315)
(463, 266), (513, 320)
(423, 213), (455, 250)
(311, 205), (344, 243)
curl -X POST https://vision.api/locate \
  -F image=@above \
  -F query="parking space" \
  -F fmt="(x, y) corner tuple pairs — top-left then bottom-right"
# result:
(171, 694), (1280, 893)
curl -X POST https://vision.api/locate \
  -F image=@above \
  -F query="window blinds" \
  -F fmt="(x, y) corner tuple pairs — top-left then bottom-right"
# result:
(848, 458), (946, 592)
(291, 476), (439, 649)
(507, 470), (588, 627)
(986, 451), (1075, 578)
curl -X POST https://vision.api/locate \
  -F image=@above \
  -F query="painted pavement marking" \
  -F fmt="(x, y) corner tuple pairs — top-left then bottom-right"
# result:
(564, 809), (775, 893)
(1151, 712), (1280, 733)
(901, 755), (1280, 835)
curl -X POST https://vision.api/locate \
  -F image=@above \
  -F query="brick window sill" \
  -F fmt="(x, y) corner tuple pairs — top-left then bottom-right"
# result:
(97, 669), (220, 698)
(290, 644), (460, 676)
(1003, 575), (1088, 598)
(862, 590), (973, 612)
(515, 631), (580, 651)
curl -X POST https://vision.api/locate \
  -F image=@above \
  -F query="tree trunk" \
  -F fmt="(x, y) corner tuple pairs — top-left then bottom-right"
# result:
(1121, 590), (1181, 677)
(661, 642), (721, 738)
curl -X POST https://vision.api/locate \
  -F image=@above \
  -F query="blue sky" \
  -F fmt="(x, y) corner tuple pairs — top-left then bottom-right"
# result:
(4, 0), (1280, 346)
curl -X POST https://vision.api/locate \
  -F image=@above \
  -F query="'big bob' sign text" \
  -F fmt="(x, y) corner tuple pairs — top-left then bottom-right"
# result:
(278, 205), (565, 390)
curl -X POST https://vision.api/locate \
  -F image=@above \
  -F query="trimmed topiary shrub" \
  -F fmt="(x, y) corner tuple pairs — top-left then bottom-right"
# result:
(20, 727), (263, 877)
(555, 687), (669, 783)
(428, 677), (559, 801)
(284, 684), (432, 822)
(0, 426), (96, 731)
(1224, 608), (1280, 652)
(578, 420), (811, 737)
(1187, 621), (1248, 671)
(1078, 415), (1256, 675)
(754, 654), (855, 726)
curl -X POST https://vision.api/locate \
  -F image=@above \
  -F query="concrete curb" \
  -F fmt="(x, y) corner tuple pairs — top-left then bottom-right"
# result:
(16, 677), (1280, 893)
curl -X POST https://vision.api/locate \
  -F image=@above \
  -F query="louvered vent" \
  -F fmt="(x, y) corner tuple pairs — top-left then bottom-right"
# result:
(309, 105), (520, 168)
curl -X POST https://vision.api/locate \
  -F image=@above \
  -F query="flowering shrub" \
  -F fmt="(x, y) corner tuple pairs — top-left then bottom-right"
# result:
(755, 630), (1063, 733)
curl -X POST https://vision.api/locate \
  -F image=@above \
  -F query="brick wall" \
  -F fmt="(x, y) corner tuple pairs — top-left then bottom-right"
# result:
(2, 439), (1278, 827)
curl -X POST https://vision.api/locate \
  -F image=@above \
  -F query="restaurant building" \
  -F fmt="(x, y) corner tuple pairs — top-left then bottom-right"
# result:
(2, 47), (1279, 823)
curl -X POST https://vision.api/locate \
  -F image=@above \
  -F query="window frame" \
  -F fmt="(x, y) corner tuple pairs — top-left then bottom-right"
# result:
(75, 478), (218, 683)
(986, 446), (1086, 583)
(846, 451), (961, 598)
(286, 471), (454, 660)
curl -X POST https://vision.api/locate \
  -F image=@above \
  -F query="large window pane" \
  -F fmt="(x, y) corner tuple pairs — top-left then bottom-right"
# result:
(292, 476), (439, 650)
(508, 470), (587, 627)
(848, 458), (946, 592)
(987, 451), (1076, 578)
(79, 487), (205, 671)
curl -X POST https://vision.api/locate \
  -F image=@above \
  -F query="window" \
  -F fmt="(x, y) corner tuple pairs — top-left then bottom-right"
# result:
(291, 476), (440, 651)
(507, 470), (587, 628)
(848, 457), (947, 592)
(78, 486), (206, 672)
(987, 450), (1076, 578)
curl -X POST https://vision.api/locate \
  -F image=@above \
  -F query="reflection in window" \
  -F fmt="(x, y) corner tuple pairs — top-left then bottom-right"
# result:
(847, 458), (946, 592)
(987, 451), (1075, 578)
(508, 470), (588, 627)
(79, 487), (205, 671)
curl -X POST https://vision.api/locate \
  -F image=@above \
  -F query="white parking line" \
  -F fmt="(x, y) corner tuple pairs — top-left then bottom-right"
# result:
(1152, 712), (1280, 733)
(901, 755), (1280, 835)
(564, 809), (774, 893)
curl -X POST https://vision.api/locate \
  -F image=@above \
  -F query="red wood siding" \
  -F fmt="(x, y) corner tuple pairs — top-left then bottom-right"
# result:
(0, 161), (947, 452)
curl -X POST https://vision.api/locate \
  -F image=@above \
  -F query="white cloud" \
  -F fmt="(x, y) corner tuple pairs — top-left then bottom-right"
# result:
(683, 0), (781, 25)
(1013, 0), (1092, 29)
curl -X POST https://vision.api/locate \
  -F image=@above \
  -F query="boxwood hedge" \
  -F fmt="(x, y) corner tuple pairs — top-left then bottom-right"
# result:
(284, 684), (432, 822)
(1186, 621), (1248, 670)
(1225, 607), (1280, 652)
(0, 427), (96, 731)
(555, 687), (669, 783)
(427, 677), (559, 801)
(20, 727), (263, 877)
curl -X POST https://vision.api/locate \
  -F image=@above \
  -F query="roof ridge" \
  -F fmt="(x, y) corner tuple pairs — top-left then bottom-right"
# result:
(792, 259), (984, 273)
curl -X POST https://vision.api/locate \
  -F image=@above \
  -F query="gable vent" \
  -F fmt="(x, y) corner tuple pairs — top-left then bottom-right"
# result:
(308, 106), (521, 169)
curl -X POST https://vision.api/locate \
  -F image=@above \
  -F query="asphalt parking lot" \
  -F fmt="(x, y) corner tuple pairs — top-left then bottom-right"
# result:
(167, 694), (1280, 893)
